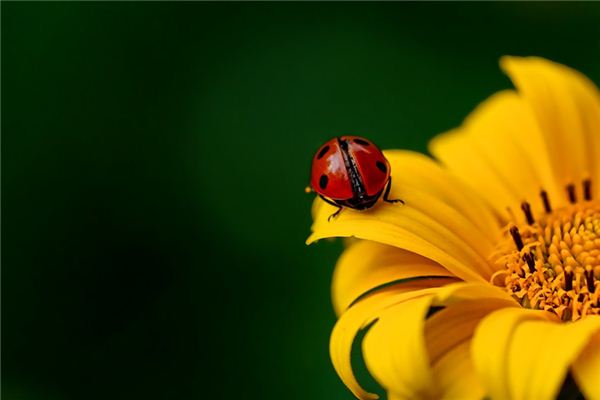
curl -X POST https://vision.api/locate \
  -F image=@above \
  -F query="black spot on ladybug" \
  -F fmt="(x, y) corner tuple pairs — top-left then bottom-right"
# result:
(354, 138), (370, 146)
(376, 161), (387, 173)
(319, 174), (329, 190)
(317, 145), (330, 159)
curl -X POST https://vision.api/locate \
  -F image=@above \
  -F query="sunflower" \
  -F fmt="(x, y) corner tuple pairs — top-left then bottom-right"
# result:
(306, 57), (600, 400)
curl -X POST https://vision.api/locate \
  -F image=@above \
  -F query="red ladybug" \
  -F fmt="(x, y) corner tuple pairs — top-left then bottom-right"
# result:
(309, 136), (403, 221)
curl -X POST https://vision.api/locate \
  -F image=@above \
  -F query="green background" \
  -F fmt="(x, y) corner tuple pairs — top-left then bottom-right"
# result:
(3, 3), (600, 399)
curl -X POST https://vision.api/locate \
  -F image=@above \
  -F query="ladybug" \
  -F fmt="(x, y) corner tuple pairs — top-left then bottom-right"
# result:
(309, 136), (403, 221)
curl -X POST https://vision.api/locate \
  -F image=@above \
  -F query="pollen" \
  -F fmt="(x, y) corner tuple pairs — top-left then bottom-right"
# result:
(491, 181), (600, 321)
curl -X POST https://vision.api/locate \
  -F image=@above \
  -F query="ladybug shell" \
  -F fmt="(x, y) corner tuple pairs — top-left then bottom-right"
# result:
(310, 136), (391, 201)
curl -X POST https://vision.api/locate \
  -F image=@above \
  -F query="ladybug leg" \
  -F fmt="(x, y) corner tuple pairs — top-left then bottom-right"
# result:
(383, 177), (404, 205)
(328, 207), (343, 222)
(319, 195), (344, 221)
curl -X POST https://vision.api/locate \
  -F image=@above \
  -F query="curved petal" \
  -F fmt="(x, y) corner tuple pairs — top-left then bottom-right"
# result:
(506, 317), (600, 400)
(472, 308), (600, 400)
(425, 297), (517, 366)
(362, 296), (436, 399)
(501, 56), (600, 201)
(433, 281), (517, 305)
(425, 291), (518, 399)
(384, 151), (501, 244)
(330, 282), (511, 399)
(356, 283), (515, 399)
(430, 90), (560, 222)
(332, 240), (457, 315)
(308, 209), (488, 282)
(432, 341), (485, 400)
(471, 308), (555, 400)
(308, 153), (503, 281)
(330, 287), (438, 400)
(573, 330), (600, 400)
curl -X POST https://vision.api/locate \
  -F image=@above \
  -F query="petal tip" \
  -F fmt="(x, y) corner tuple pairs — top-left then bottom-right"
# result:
(499, 55), (534, 72)
(499, 55), (519, 70)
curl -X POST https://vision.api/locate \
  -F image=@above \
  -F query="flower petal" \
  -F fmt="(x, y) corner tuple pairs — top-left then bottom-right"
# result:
(471, 308), (554, 400)
(362, 296), (436, 399)
(425, 289), (518, 399)
(430, 90), (559, 221)
(433, 281), (517, 305)
(432, 341), (485, 400)
(425, 297), (517, 366)
(473, 308), (600, 400)
(506, 317), (600, 400)
(357, 283), (515, 399)
(332, 240), (457, 315)
(329, 287), (440, 399)
(308, 151), (501, 281)
(573, 330), (600, 400)
(308, 209), (488, 282)
(384, 151), (501, 244)
(501, 56), (600, 201)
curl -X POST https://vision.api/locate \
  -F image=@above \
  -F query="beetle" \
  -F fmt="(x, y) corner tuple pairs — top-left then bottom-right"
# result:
(308, 136), (403, 221)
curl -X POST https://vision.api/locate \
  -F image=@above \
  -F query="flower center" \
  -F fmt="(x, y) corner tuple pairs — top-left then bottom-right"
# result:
(491, 180), (600, 321)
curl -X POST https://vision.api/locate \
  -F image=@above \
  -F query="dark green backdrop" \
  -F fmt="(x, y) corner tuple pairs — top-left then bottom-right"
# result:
(3, 3), (600, 399)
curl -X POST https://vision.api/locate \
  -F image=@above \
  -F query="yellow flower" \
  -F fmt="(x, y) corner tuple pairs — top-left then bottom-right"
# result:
(307, 57), (600, 400)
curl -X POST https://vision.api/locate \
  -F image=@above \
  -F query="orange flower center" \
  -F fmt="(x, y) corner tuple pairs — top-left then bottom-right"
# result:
(491, 182), (600, 321)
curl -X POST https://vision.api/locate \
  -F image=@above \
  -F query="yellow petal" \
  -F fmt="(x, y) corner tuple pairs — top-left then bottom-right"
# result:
(330, 287), (439, 400)
(433, 341), (485, 400)
(308, 151), (502, 281)
(573, 328), (600, 400)
(430, 90), (559, 222)
(501, 56), (600, 201)
(471, 308), (555, 400)
(309, 211), (489, 283)
(425, 282), (517, 399)
(506, 317), (600, 400)
(309, 200), (500, 284)
(430, 132), (516, 221)
(384, 151), (500, 244)
(473, 308), (600, 400)
(425, 297), (517, 366)
(332, 240), (457, 315)
(356, 283), (515, 400)
(383, 154), (497, 271)
(433, 281), (517, 305)
(362, 296), (436, 399)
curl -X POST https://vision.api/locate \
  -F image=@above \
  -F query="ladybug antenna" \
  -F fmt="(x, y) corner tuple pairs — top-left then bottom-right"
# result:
(305, 186), (313, 194)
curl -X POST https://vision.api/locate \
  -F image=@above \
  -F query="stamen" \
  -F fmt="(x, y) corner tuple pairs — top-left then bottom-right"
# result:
(523, 252), (536, 273)
(562, 307), (572, 321)
(564, 266), (573, 291)
(583, 179), (592, 201)
(521, 202), (535, 225)
(567, 184), (576, 204)
(585, 265), (595, 293)
(540, 190), (552, 213)
(509, 226), (524, 251)
(493, 201), (600, 321)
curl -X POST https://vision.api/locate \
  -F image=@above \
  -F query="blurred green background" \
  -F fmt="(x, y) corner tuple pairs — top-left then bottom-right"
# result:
(3, 3), (600, 399)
